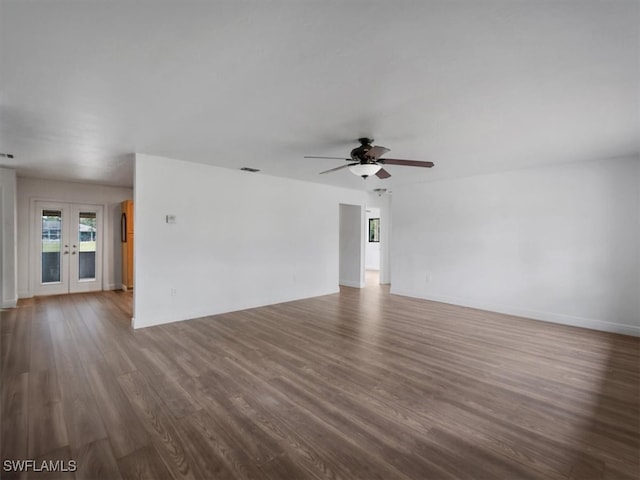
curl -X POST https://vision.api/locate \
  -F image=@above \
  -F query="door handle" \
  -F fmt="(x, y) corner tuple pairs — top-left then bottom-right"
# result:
(121, 213), (127, 242)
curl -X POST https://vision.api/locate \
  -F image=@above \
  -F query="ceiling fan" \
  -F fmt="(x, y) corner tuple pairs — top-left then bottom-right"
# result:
(304, 138), (434, 179)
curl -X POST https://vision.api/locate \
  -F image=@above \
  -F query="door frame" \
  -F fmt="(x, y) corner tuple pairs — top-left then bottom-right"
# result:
(30, 198), (105, 297)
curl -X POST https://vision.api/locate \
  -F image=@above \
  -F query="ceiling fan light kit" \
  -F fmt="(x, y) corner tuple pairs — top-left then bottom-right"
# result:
(349, 163), (382, 177)
(305, 137), (434, 179)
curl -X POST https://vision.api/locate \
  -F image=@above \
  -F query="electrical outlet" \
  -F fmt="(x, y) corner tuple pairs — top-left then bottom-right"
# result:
(425, 274), (431, 284)
(170, 288), (177, 296)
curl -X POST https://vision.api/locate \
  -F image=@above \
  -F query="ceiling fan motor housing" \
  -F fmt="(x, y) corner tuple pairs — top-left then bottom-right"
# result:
(350, 138), (375, 163)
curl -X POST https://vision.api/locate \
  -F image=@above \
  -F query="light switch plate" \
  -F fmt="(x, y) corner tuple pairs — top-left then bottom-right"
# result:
(166, 214), (176, 224)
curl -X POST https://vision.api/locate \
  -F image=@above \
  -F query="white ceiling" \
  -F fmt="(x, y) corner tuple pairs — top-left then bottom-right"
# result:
(1, 1), (638, 191)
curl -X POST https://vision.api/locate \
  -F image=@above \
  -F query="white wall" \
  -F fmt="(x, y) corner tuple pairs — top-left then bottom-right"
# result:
(16, 177), (133, 297)
(0, 168), (18, 307)
(339, 204), (365, 288)
(0, 186), (2, 303)
(391, 156), (640, 336)
(365, 207), (381, 271)
(134, 153), (366, 328)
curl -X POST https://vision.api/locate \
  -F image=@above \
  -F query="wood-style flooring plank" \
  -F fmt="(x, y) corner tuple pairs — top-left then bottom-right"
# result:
(84, 360), (149, 459)
(27, 370), (68, 459)
(100, 343), (138, 377)
(71, 438), (122, 480)
(1, 372), (29, 461)
(179, 373), (285, 466)
(0, 307), (18, 335)
(117, 370), (202, 480)
(148, 373), (202, 419)
(116, 445), (174, 480)
(48, 303), (109, 451)
(2, 304), (32, 377)
(29, 310), (56, 373)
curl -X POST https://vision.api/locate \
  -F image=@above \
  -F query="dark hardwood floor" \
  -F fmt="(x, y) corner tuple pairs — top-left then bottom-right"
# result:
(1, 275), (639, 479)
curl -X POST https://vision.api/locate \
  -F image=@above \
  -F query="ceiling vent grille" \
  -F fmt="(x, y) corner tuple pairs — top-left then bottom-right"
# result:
(240, 167), (260, 172)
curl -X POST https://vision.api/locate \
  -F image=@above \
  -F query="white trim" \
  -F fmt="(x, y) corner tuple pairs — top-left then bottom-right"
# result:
(18, 291), (30, 299)
(0, 171), (19, 310)
(1, 297), (17, 308)
(340, 280), (365, 288)
(105, 283), (119, 291)
(390, 288), (640, 337)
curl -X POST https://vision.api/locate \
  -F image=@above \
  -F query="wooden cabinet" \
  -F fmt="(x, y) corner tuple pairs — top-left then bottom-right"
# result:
(121, 200), (134, 290)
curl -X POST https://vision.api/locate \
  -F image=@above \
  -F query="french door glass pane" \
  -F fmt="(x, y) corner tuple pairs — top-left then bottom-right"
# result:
(78, 212), (97, 280)
(42, 210), (62, 283)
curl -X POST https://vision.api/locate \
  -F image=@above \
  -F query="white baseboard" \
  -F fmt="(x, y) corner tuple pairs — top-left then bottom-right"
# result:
(339, 279), (365, 288)
(18, 291), (31, 299)
(1, 297), (18, 308)
(390, 288), (640, 337)
(105, 283), (120, 291)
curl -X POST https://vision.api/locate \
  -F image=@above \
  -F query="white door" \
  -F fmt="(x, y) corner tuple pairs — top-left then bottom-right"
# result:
(35, 202), (104, 296)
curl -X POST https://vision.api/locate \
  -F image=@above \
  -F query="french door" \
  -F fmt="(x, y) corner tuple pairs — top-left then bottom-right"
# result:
(34, 201), (103, 296)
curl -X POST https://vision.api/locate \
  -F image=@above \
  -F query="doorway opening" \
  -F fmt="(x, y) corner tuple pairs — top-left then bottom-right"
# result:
(365, 206), (381, 284)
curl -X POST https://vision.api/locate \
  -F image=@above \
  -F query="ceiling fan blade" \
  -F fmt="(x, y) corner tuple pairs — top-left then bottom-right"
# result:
(366, 146), (390, 159)
(319, 163), (357, 174)
(375, 168), (391, 179)
(378, 158), (434, 168)
(304, 156), (350, 160)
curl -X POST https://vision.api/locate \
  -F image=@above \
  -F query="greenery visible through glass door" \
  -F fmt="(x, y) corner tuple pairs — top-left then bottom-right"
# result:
(369, 218), (380, 242)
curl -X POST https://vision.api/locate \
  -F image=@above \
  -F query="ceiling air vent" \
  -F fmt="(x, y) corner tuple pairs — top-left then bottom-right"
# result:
(0, 153), (14, 158)
(240, 167), (260, 173)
